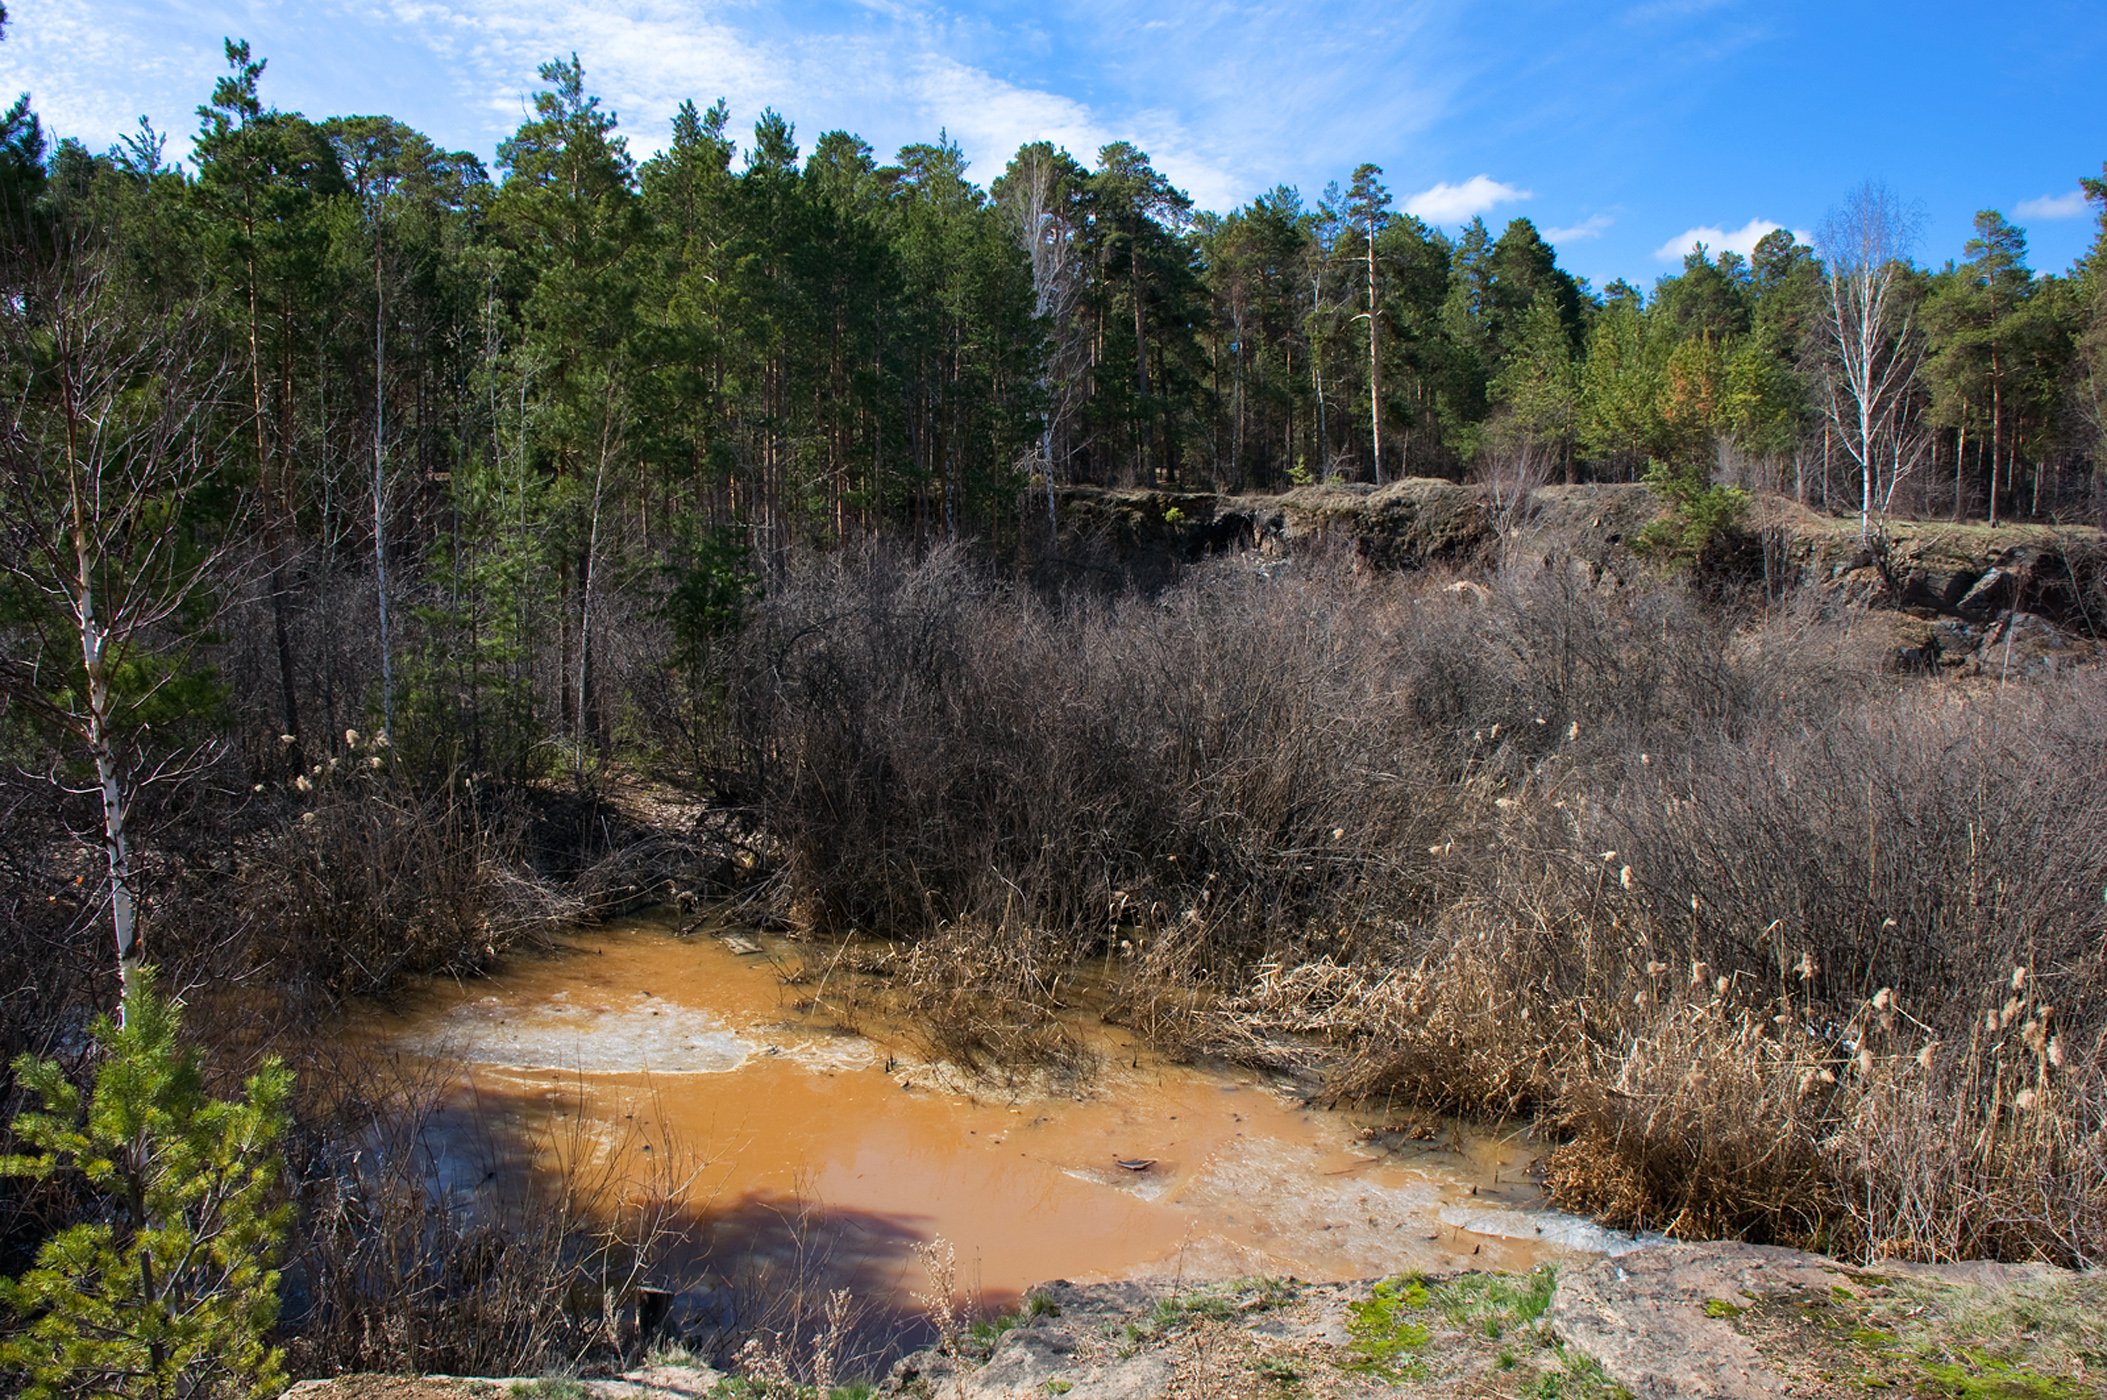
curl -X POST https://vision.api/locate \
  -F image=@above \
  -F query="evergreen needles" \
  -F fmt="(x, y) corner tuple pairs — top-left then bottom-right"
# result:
(1, 966), (293, 1400)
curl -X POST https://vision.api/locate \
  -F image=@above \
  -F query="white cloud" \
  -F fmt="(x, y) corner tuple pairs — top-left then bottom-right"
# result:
(1651, 216), (1808, 262)
(0, 0), (1467, 217)
(1403, 174), (1531, 224)
(1545, 213), (1614, 243)
(2016, 190), (2089, 221)
(357, 0), (1325, 207)
(0, 0), (219, 156)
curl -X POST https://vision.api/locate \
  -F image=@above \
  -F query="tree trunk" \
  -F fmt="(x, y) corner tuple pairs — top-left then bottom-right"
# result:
(1309, 270), (1328, 481)
(244, 262), (304, 764)
(1989, 347), (2003, 528)
(1364, 235), (1382, 485)
(1132, 240), (1150, 484)
(71, 483), (142, 1015)
(1954, 417), (1966, 522)
(373, 241), (395, 738)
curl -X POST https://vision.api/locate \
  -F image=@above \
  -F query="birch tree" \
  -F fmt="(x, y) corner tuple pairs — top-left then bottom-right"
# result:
(993, 142), (1088, 523)
(0, 226), (242, 1013)
(1304, 189), (1345, 480)
(1345, 165), (1390, 484)
(1818, 181), (1926, 543)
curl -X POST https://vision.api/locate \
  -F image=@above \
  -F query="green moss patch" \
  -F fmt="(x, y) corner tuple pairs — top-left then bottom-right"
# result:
(1702, 1268), (2105, 1397)
(1343, 1267), (1628, 1398)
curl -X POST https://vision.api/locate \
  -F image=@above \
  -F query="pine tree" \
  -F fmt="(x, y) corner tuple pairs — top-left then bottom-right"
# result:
(1, 967), (293, 1400)
(1344, 165), (1391, 482)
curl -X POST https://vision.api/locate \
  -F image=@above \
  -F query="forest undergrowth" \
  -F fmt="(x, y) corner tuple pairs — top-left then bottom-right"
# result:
(729, 542), (2107, 1270)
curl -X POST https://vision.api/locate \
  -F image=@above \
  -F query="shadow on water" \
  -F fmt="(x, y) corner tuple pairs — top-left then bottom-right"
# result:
(674, 1187), (952, 1378)
(286, 1044), (951, 1382)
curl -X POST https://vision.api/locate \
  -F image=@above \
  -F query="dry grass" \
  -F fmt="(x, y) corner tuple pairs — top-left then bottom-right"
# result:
(1541, 988), (1847, 1246)
(1839, 993), (2107, 1266)
(884, 921), (1095, 1081)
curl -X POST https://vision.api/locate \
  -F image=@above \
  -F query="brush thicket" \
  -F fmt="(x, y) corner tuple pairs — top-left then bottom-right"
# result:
(729, 544), (2107, 1264)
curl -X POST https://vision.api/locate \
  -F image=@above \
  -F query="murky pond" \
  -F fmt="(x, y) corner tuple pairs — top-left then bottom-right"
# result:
(357, 913), (1639, 1319)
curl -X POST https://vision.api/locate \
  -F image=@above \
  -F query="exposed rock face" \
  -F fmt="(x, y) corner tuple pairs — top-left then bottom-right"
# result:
(876, 1278), (1366, 1400)
(1049, 484), (2106, 674)
(1549, 1243), (1865, 1398)
(1900, 564), (1987, 614)
(1958, 608), (2101, 676)
(878, 1281), (1187, 1400)
(1048, 480), (1507, 582)
(280, 1244), (2094, 1400)
(1270, 480), (1497, 570)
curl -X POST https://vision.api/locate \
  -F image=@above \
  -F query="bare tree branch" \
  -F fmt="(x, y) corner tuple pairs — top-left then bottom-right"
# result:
(0, 211), (248, 1014)
(1818, 181), (1929, 545)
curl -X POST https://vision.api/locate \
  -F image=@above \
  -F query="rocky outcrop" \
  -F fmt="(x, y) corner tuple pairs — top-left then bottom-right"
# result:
(1266, 480), (1498, 570)
(878, 1280), (1199, 1400)
(281, 1243), (2095, 1400)
(1549, 1242), (2073, 1400)
(1046, 479), (1505, 583)
(1049, 483), (2107, 673)
(1801, 530), (2107, 673)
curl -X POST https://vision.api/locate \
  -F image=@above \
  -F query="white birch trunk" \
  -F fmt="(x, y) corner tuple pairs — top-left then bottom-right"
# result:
(1365, 233), (1382, 486)
(67, 429), (142, 1016)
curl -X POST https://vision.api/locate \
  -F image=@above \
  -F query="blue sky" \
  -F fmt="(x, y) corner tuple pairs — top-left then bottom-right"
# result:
(3, 0), (2101, 291)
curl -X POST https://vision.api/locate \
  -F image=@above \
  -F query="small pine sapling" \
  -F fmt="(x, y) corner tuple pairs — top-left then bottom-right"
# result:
(0, 966), (294, 1400)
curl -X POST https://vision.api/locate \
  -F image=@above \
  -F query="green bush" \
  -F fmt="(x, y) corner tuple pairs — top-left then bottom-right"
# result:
(0, 967), (293, 1400)
(1635, 456), (1750, 564)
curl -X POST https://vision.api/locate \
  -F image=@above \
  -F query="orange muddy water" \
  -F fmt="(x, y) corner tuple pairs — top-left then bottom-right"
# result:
(359, 913), (1641, 1315)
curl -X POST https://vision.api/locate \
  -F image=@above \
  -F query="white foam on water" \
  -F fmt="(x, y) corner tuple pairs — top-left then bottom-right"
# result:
(1171, 1132), (1469, 1273)
(1061, 1162), (1182, 1203)
(773, 1035), (881, 1074)
(1438, 1204), (1665, 1256)
(420, 992), (757, 1074)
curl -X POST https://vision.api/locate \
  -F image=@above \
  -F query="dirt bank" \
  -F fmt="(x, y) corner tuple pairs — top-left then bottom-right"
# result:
(1046, 482), (2107, 672)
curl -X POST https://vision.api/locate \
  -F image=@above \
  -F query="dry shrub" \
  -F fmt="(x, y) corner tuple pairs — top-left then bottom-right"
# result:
(727, 538), (2107, 1262)
(1098, 918), (1226, 1063)
(1839, 988), (2107, 1266)
(1215, 949), (1561, 1112)
(1218, 585), (2105, 1262)
(572, 828), (746, 920)
(1205, 957), (1368, 1078)
(729, 543), (1453, 955)
(1595, 682), (2107, 1012)
(1542, 987), (1843, 1246)
(237, 753), (575, 1003)
(681, 1185), (921, 1384)
(1393, 554), (1882, 785)
(731, 1285), (858, 1394)
(1244, 923), (2106, 1264)
(1469, 434), (1558, 534)
(1539, 975), (2107, 1265)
